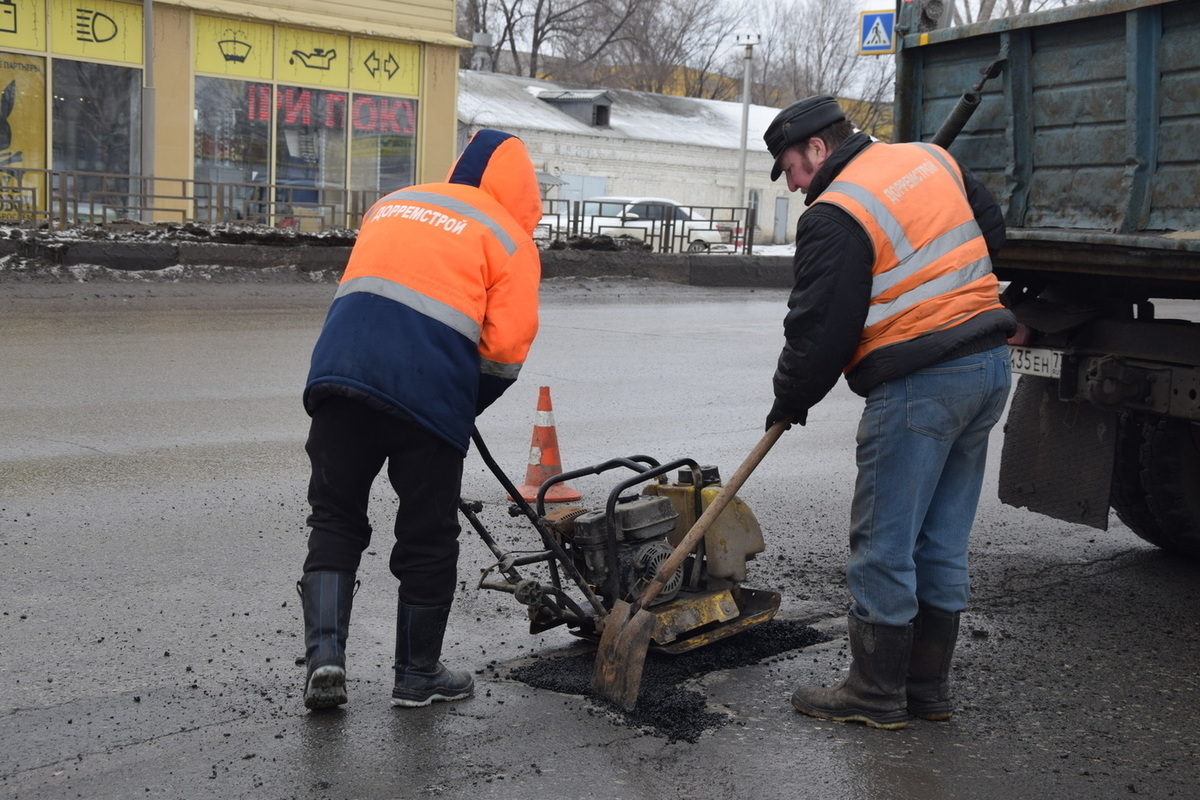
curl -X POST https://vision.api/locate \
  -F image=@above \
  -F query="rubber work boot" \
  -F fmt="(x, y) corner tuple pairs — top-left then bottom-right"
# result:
(791, 615), (913, 730)
(297, 571), (356, 711)
(392, 600), (474, 708)
(907, 605), (961, 721)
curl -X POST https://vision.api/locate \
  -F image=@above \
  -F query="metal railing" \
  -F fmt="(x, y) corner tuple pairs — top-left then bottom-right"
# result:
(536, 198), (756, 255)
(0, 169), (760, 255)
(0, 167), (376, 232)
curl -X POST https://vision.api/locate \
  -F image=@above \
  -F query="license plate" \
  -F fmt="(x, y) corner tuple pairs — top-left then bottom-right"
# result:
(1009, 345), (1062, 379)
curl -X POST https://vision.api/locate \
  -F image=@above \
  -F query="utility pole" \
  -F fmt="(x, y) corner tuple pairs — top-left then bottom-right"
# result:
(736, 34), (759, 210)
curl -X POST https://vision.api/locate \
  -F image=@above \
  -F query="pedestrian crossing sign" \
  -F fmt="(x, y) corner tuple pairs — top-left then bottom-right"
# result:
(859, 10), (896, 55)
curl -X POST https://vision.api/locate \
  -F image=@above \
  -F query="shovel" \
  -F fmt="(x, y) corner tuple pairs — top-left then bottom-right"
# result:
(590, 420), (790, 710)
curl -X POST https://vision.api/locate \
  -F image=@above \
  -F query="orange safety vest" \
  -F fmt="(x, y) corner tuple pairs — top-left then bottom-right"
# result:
(815, 141), (1004, 372)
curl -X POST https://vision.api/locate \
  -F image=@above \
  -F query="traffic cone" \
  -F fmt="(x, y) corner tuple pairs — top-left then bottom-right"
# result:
(511, 386), (581, 503)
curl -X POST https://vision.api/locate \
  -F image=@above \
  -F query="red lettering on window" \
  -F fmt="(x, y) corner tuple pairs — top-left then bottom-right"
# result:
(247, 85), (271, 122)
(324, 93), (346, 129)
(381, 99), (415, 134)
(256, 89), (412, 133)
(278, 88), (313, 125)
(351, 98), (416, 134)
(352, 97), (378, 132)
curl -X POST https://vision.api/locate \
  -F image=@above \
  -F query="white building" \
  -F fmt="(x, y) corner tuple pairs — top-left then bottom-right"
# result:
(457, 70), (799, 244)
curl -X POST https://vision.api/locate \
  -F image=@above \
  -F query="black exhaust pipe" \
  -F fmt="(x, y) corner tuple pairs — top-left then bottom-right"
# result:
(930, 56), (1007, 149)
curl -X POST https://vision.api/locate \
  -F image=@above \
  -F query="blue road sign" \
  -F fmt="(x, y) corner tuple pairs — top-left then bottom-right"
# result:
(859, 10), (896, 55)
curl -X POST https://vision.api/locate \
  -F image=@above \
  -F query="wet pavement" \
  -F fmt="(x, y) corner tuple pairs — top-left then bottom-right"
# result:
(1, 276), (1198, 799)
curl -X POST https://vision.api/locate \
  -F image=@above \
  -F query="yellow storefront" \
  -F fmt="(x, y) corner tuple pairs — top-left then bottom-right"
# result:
(0, 0), (466, 226)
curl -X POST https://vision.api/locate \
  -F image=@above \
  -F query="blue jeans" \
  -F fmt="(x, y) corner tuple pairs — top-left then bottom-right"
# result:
(847, 345), (1012, 626)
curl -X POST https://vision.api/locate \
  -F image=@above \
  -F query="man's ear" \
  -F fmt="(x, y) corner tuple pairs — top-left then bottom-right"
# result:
(808, 137), (829, 162)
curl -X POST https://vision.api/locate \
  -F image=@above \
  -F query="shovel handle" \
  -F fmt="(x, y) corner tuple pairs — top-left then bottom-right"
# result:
(632, 420), (790, 610)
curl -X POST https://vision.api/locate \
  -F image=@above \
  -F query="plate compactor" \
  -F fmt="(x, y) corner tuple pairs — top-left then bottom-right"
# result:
(464, 432), (781, 654)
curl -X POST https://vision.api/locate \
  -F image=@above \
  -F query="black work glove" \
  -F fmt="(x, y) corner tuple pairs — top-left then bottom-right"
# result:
(766, 398), (805, 432)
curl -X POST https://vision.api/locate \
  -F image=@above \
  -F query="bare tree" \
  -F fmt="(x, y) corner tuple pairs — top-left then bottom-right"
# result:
(846, 53), (896, 140)
(747, 0), (863, 107)
(453, 0), (1093, 121)
(942, 0), (1094, 25)
(577, 0), (750, 100)
(457, 0), (648, 78)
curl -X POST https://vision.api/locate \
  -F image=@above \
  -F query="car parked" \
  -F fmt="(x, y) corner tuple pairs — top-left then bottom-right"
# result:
(575, 196), (731, 253)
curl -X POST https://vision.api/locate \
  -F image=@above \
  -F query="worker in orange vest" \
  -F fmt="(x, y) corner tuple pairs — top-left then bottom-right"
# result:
(763, 96), (1016, 729)
(297, 129), (542, 711)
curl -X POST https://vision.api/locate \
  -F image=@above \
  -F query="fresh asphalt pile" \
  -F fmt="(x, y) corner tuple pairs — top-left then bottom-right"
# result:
(507, 619), (828, 742)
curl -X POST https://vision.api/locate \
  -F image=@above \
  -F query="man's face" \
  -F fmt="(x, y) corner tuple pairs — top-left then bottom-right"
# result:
(779, 140), (823, 194)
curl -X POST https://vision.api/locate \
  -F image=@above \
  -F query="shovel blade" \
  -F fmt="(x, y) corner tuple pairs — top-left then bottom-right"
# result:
(590, 599), (658, 711)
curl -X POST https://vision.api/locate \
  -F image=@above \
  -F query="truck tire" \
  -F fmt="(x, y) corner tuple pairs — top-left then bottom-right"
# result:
(1109, 412), (1172, 550)
(1139, 417), (1200, 558)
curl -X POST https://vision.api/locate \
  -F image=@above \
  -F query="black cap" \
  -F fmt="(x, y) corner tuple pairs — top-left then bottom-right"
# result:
(764, 95), (846, 181)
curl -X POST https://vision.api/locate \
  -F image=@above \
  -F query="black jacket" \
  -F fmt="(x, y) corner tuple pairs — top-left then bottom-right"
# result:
(771, 132), (1015, 425)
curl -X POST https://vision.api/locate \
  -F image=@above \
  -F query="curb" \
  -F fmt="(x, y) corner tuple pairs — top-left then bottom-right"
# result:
(0, 237), (793, 288)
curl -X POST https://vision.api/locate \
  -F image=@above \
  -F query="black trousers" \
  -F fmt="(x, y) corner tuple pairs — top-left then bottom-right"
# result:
(303, 396), (464, 607)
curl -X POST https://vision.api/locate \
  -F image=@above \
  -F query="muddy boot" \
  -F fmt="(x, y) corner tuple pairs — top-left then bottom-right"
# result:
(907, 605), (961, 721)
(791, 615), (912, 730)
(298, 571), (356, 711)
(391, 600), (474, 708)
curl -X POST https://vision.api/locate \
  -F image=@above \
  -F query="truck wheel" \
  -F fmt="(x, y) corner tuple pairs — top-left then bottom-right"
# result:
(1110, 412), (1171, 549)
(1139, 417), (1200, 558)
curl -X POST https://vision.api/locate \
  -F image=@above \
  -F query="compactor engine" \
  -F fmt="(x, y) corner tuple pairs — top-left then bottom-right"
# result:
(463, 453), (781, 654)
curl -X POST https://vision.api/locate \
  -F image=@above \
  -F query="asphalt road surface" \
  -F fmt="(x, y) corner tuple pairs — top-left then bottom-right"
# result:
(2, 276), (1197, 800)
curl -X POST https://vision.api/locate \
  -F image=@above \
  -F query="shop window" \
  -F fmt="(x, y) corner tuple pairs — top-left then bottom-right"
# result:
(51, 59), (141, 220)
(194, 77), (271, 223)
(275, 85), (346, 227)
(0, 52), (47, 221)
(349, 94), (417, 195)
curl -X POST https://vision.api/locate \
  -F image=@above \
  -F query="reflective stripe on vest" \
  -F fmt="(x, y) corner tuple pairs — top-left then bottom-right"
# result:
(336, 275), (481, 342)
(374, 189), (519, 256)
(338, 186), (524, 345)
(823, 157), (989, 328)
(481, 357), (521, 380)
(333, 277), (523, 380)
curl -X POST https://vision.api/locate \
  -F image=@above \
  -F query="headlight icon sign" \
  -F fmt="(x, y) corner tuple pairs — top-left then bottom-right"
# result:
(0, 0), (17, 36)
(75, 8), (118, 43)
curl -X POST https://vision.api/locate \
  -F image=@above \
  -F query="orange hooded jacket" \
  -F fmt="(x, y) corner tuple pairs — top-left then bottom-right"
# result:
(304, 130), (542, 453)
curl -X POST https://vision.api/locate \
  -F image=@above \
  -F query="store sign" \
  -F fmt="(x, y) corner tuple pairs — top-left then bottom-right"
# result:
(194, 15), (273, 80)
(1, 0), (47, 51)
(350, 96), (416, 135)
(253, 85), (414, 135)
(51, 0), (142, 64)
(0, 51), (46, 220)
(277, 27), (349, 88)
(352, 37), (419, 96)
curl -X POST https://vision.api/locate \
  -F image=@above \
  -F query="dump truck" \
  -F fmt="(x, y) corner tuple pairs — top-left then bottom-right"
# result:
(893, 0), (1200, 556)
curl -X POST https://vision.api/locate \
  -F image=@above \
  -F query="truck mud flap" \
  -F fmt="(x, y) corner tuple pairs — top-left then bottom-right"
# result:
(999, 375), (1116, 529)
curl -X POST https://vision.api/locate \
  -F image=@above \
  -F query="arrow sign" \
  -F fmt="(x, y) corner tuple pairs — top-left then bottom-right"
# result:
(859, 10), (896, 55)
(364, 50), (382, 77)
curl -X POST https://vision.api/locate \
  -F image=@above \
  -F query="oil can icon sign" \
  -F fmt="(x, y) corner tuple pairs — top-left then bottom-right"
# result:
(75, 8), (119, 43)
(0, 0), (17, 35)
(290, 48), (337, 70)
